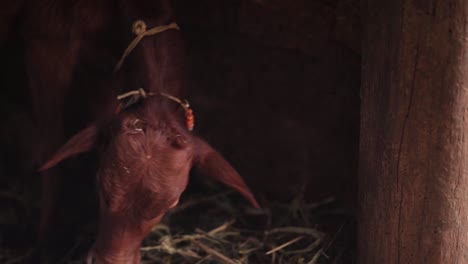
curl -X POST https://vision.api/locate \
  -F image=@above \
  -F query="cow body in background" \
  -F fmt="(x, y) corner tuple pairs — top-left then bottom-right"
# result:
(1, 0), (258, 263)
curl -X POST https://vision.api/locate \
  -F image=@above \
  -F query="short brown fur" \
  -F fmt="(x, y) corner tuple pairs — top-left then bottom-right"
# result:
(1, 0), (259, 263)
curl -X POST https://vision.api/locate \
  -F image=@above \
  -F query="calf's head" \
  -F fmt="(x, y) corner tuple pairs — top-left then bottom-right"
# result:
(39, 100), (259, 263)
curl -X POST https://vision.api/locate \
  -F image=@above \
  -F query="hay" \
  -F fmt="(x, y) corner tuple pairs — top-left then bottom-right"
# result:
(0, 188), (354, 263)
(135, 190), (351, 264)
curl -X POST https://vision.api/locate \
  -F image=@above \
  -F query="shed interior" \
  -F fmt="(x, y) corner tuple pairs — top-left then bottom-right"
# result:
(0, 0), (360, 263)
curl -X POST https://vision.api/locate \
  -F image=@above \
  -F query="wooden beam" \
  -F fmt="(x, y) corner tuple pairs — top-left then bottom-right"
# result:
(360, 0), (468, 263)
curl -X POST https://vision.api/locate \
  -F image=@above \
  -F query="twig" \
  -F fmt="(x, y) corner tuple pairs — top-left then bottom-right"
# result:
(323, 222), (346, 252)
(238, 245), (262, 255)
(172, 234), (207, 244)
(208, 220), (235, 235)
(307, 248), (323, 264)
(194, 255), (212, 264)
(282, 238), (321, 255)
(151, 223), (171, 234)
(191, 240), (240, 264)
(267, 227), (326, 239)
(141, 235), (201, 259)
(266, 236), (304, 255)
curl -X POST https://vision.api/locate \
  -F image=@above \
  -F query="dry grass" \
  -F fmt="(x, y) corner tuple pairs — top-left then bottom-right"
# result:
(0, 188), (354, 264)
(135, 190), (352, 264)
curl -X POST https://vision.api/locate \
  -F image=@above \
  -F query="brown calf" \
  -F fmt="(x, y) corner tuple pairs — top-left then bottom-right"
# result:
(3, 0), (259, 263)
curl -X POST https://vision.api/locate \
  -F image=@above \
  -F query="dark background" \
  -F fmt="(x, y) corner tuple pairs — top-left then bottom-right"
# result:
(0, 0), (361, 211)
(173, 0), (360, 204)
(0, 0), (360, 262)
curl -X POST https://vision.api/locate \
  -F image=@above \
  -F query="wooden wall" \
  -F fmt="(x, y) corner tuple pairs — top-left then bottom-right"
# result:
(360, 0), (468, 263)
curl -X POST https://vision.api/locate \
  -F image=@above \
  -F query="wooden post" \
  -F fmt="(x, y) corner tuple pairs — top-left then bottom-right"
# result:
(360, 0), (468, 263)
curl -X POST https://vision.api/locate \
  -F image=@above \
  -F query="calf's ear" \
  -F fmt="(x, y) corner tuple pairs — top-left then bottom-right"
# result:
(39, 125), (97, 171)
(193, 138), (260, 208)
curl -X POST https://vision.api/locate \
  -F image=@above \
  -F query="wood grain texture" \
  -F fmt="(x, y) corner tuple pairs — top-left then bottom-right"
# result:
(360, 0), (468, 263)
